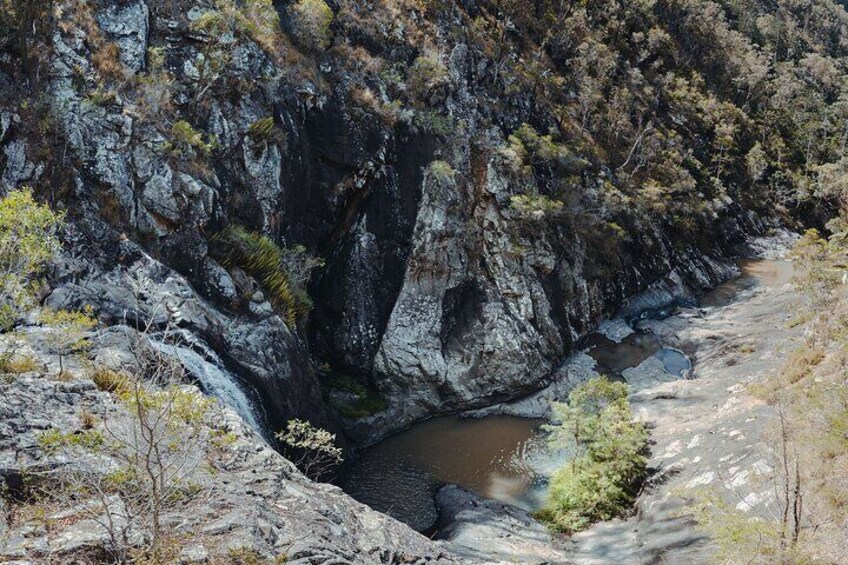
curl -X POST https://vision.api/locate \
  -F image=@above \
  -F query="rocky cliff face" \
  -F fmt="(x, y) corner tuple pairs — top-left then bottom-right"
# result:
(1, 0), (844, 561)
(0, 0), (774, 447)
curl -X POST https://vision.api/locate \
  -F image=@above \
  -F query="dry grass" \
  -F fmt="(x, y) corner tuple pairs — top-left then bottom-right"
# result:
(0, 353), (40, 375)
(79, 409), (97, 430)
(784, 342), (825, 384)
(92, 42), (125, 82)
(87, 366), (132, 394)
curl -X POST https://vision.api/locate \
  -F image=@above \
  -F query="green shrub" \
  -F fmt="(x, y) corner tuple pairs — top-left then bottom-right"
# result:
(0, 352), (39, 374)
(428, 160), (457, 184)
(37, 428), (106, 453)
(0, 188), (63, 325)
(247, 116), (286, 146)
(290, 0), (333, 51)
(191, 0), (282, 60)
(39, 306), (98, 375)
(210, 226), (319, 328)
(276, 419), (343, 479)
(537, 377), (649, 533)
(407, 54), (449, 100)
(327, 372), (387, 419)
(412, 110), (453, 136)
(88, 366), (132, 394)
(164, 120), (217, 157)
(509, 194), (564, 220)
(238, 0), (283, 53)
(503, 124), (583, 175)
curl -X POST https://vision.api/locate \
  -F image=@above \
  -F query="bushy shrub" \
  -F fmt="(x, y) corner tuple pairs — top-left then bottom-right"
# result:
(238, 0), (283, 54)
(290, 0), (333, 51)
(509, 194), (564, 220)
(276, 419), (342, 479)
(428, 160), (457, 184)
(210, 225), (322, 327)
(191, 0), (283, 61)
(0, 351), (39, 375)
(39, 306), (98, 375)
(407, 54), (449, 100)
(410, 110), (453, 136)
(165, 120), (217, 157)
(537, 377), (648, 533)
(247, 116), (287, 146)
(0, 188), (63, 329)
(88, 366), (132, 394)
(502, 124), (584, 176)
(327, 372), (387, 419)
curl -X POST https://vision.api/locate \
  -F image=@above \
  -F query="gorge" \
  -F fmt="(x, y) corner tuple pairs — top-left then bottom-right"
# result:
(1, 0), (848, 563)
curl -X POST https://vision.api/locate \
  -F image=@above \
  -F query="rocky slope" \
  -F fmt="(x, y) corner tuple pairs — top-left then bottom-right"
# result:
(0, 0), (846, 561)
(0, 334), (458, 564)
(0, 232), (821, 564)
(569, 243), (803, 562)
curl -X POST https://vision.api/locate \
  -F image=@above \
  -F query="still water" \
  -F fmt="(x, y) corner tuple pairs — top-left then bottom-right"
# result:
(702, 259), (794, 307)
(583, 331), (691, 378)
(342, 415), (547, 531)
(583, 331), (661, 374)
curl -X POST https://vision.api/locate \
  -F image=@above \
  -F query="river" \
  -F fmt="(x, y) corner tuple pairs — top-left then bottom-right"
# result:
(341, 259), (792, 532)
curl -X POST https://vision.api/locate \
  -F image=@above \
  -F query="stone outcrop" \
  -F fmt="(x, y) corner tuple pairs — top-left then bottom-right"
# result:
(0, 362), (458, 564)
(434, 485), (572, 565)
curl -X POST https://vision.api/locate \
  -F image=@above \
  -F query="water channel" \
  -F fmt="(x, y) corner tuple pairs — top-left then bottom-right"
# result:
(341, 259), (792, 531)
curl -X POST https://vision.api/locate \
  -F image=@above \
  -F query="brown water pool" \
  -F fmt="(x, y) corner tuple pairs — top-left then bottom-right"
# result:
(583, 331), (661, 374)
(702, 259), (794, 307)
(342, 415), (547, 531)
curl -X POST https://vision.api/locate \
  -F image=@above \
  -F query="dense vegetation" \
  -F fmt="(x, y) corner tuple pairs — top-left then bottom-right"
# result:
(537, 377), (649, 533)
(3, 0), (847, 239)
(0, 188), (63, 331)
(468, 0), (848, 249)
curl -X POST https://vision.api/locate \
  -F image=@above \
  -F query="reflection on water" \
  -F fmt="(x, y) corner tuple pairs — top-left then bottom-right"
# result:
(583, 332), (661, 375)
(702, 259), (794, 307)
(342, 415), (546, 531)
(584, 331), (691, 378)
(656, 348), (691, 377)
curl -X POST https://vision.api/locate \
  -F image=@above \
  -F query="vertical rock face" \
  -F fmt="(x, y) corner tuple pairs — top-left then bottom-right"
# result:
(347, 140), (741, 441)
(0, 0), (766, 444)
